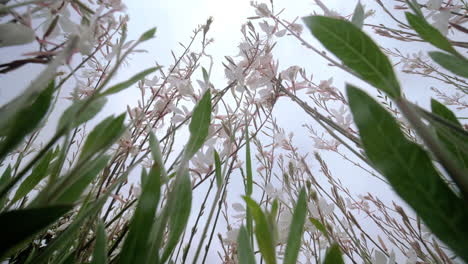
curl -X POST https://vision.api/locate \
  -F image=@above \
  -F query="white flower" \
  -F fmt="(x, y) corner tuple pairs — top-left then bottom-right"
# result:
(265, 183), (284, 200)
(224, 228), (240, 245)
(308, 198), (334, 218)
(431, 9), (451, 36)
(280, 66), (301, 82)
(427, 0), (442, 10)
(0, 23), (35, 47)
(253, 3), (271, 17)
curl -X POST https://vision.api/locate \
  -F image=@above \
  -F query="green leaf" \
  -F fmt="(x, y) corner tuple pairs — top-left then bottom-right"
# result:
(243, 196), (277, 264)
(100, 67), (159, 97)
(283, 188), (307, 264)
(0, 81), (54, 161)
(405, 12), (458, 55)
(160, 170), (192, 262)
(91, 221), (107, 264)
(347, 84), (468, 261)
(237, 225), (256, 264)
(351, 1), (365, 29)
(149, 132), (167, 180)
(202, 67), (210, 84)
(430, 99), (468, 171)
(428, 51), (468, 78)
(323, 244), (344, 264)
(139, 27), (157, 42)
(303, 16), (400, 98)
(12, 149), (55, 204)
(245, 126), (253, 196)
(0, 166), (12, 208)
(309, 218), (329, 240)
(0, 205), (73, 257)
(79, 113), (126, 161)
(54, 155), (110, 204)
(405, 0), (424, 18)
(119, 163), (161, 264)
(57, 97), (107, 131)
(183, 90), (212, 160)
(214, 150), (222, 188)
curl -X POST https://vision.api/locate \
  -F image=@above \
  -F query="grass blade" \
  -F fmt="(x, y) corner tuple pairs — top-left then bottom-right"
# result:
(283, 188), (307, 264)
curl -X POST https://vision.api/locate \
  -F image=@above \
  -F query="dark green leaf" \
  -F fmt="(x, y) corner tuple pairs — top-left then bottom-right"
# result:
(214, 150), (222, 188)
(430, 99), (468, 171)
(303, 16), (400, 98)
(283, 188), (307, 264)
(237, 225), (256, 264)
(351, 2), (365, 29)
(160, 170), (192, 262)
(405, 0), (424, 17)
(405, 12), (457, 55)
(79, 113), (126, 161)
(183, 90), (212, 160)
(323, 244), (344, 264)
(428, 51), (468, 78)
(0, 81), (54, 161)
(12, 149), (55, 204)
(54, 155), (110, 203)
(119, 163), (161, 264)
(139, 27), (157, 42)
(58, 97), (107, 131)
(100, 67), (159, 97)
(243, 196), (276, 264)
(91, 221), (107, 264)
(0, 205), (72, 257)
(0, 166), (12, 208)
(347, 84), (468, 261)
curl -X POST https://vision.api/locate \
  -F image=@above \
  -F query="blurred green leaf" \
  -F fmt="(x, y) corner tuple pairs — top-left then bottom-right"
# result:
(57, 97), (107, 131)
(160, 170), (192, 263)
(0, 81), (54, 161)
(54, 155), (110, 204)
(183, 90), (212, 161)
(0, 205), (72, 257)
(351, 2), (365, 29)
(139, 27), (157, 42)
(430, 99), (468, 171)
(149, 132), (167, 180)
(405, 12), (457, 55)
(0, 166), (12, 208)
(91, 221), (108, 264)
(347, 84), (468, 261)
(283, 188), (307, 264)
(303, 16), (400, 98)
(323, 244), (344, 264)
(12, 149), (55, 204)
(237, 225), (256, 264)
(100, 67), (160, 97)
(79, 113), (126, 161)
(405, 0), (424, 17)
(214, 150), (222, 188)
(119, 162), (161, 264)
(428, 51), (468, 78)
(245, 126), (253, 196)
(202, 67), (209, 84)
(243, 196), (277, 264)
(309, 217), (329, 240)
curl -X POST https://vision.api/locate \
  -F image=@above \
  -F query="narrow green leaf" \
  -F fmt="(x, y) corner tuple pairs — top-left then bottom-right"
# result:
(160, 170), (192, 262)
(428, 51), (468, 78)
(54, 155), (110, 204)
(91, 221), (107, 264)
(303, 16), (401, 98)
(309, 218), (329, 240)
(405, 0), (424, 18)
(430, 99), (468, 171)
(139, 27), (157, 42)
(405, 12), (458, 55)
(100, 67), (159, 97)
(0, 81), (54, 160)
(283, 188), (307, 264)
(323, 244), (344, 264)
(214, 150), (222, 188)
(243, 196), (277, 264)
(57, 97), (107, 131)
(347, 84), (468, 261)
(237, 225), (256, 264)
(351, 2), (365, 29)
(0, 205), (73, 257)
(79, 113), (126, 161)
(12, 149), (55, 204)
(149, 132), (167, 180)
(119, 163), (161, 264)
(183, 90), (212, 160)
(245, 126), (253, 196)
(0, 166), (12, 208)
(202, 67), (209, 84)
